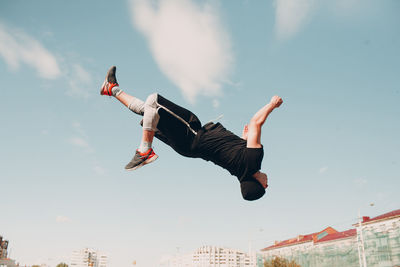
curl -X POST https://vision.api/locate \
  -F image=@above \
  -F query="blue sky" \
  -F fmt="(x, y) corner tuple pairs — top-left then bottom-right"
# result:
(0, 0), (399, 266)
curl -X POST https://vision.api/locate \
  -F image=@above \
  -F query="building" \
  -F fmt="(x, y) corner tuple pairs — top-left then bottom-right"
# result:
(70, 248), (108, 267)
(261, 227), (359, 266)
(0, 258), (17, 267)
(0, 235), (17, 267)
(261, 209), (400, 267)
(0, 236), (8, 259)
(160, 246), (263, 267)
(357, 209), (400, 266)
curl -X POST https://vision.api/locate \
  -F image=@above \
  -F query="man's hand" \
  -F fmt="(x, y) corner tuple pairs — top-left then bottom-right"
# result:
(242, 124), (249, 140)
(270, 95), (283, 109)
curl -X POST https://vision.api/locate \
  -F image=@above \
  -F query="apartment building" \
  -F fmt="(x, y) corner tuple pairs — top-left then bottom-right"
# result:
(160, 245), (262, 267)
(0, 236), (17, 267)
(0, 236), (8, 259)
(70, 248), (107, 267)
(261, 209), (400, 267)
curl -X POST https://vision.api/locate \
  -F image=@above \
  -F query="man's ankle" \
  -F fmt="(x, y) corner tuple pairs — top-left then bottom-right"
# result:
(138, 141), (152, 153)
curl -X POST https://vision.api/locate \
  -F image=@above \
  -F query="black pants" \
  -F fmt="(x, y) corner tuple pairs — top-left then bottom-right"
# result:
(154, 94), (203, 157)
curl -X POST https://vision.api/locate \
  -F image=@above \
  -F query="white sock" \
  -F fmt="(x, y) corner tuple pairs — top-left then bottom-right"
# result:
(112, 86), (122, 97)
(139, 141), (152, 153)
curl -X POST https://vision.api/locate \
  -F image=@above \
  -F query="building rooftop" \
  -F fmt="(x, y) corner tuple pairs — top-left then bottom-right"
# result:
(261, 209), (399, 251)
(314, 228), (357, 244)
(361, 209), (400, 224)
(261, 227), (337, 251)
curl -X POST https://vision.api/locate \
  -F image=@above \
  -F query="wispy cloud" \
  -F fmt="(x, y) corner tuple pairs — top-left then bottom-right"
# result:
(56, 215), (71, 223)
(354, 177), (367, 187)
(69, 136), (90, 149)
(66, 64), (93, 98)
(93, 164), (106, 176)
(69, 121), (93, 153)
(0, 23), (61, 79)
(0, 22), (94, 99)
(130, 0), (233, 103)
(274, 0), (317, 40)
(319, 166), (328, 174)
(72, 121), (87, 138)
(69, 122), (105, 175)
(212, 99), (220, 109)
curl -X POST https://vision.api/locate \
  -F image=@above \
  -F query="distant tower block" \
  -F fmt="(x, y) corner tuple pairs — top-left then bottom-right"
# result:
(0, 236), (9, 259)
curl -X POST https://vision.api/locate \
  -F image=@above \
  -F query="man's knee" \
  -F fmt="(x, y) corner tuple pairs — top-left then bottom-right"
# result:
(145, 93), (159, 107)
(142, 93), (160, 132)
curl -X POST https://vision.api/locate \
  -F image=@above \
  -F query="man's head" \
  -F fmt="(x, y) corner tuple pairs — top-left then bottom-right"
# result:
(240, 171), (268, 201)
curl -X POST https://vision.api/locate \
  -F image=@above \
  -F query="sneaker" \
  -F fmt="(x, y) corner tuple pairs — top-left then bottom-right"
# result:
(125, 148), (158, 171)
(100, 66), (119, 96)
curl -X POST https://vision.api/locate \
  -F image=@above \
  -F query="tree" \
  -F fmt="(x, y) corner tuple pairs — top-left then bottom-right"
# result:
(264, 256), (301, 267)
(56, 263), (68, 267)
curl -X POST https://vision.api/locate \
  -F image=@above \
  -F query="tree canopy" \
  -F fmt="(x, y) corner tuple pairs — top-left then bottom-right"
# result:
(264, 256), (301, 267)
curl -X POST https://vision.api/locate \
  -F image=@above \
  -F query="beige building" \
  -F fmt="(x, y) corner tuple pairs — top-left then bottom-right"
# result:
(160, 245), (260, 267)
(70, 248), (108, 267)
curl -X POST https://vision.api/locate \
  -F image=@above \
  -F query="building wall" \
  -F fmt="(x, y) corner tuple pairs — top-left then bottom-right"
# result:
(70, 248), (108, 267)
(312, 238), (359, 267)
(160, 246), (261, 267)
(0, 236), (8, 260)
(362, 217), (400, 267)
(262, 216), (400, 267)
(0, 259), (17, 267)
(263, 239), (359, 267)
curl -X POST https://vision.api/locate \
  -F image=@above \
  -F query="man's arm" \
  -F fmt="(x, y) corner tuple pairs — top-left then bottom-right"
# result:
(246, 96), (283, 148)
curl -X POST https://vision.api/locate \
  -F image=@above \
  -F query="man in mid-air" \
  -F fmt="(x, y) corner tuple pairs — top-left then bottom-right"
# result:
(100, 66), (283, 201)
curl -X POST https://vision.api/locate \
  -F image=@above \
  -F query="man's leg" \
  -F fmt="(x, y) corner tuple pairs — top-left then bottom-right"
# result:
(111, 90), (157, 153)
(246, 96), (282, 148)
(123, 93), (160, 170)
(100, 66), (159, 170)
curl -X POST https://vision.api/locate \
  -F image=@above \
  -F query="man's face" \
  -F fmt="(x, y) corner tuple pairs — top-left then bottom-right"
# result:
(254, 171), (268, 189)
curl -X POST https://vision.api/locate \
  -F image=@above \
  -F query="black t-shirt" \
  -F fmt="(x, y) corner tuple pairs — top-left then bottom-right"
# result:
(194, 122), (264, 182)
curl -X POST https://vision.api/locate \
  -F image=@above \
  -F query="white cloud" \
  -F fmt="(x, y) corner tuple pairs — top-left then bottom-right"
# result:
(69, 136), (93, 153)
(274, 0), (317, 40)
(354, 177), (367, 187)
(130, 0), (233, 103)
(56, 215), (71, 223)
(0, 23), (60, 79)
(319, 166), (328, 174)
(66, 64), (93, 98)
(69, 137), (89, 148)
(93, 164), (106, 175)
(72, 121), (87, 138)
(212, 99), (220, 108)
(69, 121), (94, 153)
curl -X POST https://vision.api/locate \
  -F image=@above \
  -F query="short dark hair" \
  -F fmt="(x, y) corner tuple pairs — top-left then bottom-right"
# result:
(240, 179), (266, 201)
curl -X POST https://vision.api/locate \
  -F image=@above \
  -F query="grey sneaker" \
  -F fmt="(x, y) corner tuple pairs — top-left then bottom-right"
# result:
(125, 148), (158, 171)
(100, 66), (119, 96)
